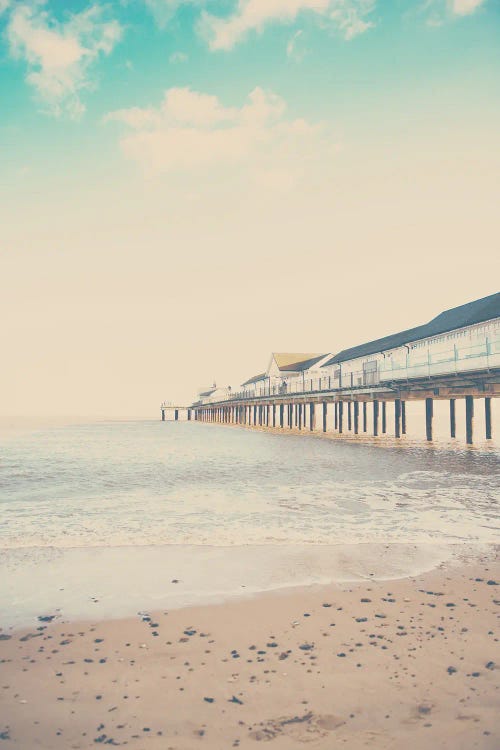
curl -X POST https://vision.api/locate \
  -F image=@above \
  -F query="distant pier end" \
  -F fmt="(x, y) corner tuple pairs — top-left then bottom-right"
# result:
(160, 404), (192, 422)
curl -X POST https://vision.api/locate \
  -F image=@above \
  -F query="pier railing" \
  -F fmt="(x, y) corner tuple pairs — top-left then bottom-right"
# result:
(208, 337), (500, 403)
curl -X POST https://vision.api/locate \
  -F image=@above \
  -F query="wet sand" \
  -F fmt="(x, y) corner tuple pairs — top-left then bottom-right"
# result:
(1, 554), (498, 749)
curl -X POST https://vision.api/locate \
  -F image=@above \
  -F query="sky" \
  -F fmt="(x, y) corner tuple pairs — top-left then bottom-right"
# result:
(0, 0), (499, 418)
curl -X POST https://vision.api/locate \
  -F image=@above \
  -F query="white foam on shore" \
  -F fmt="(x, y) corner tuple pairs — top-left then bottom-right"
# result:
(0, 541), (492, 631)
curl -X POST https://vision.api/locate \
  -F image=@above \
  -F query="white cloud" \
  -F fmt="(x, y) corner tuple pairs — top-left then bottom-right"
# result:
(143, 0), (204, 28)
(422, 0), (487, 24)
(169, 50), (188, 63)
(6, 3), (122, 118)
(286, 29), (307, 61)
(105, 85), (337, 186)
(450, 0), (485, 15)
(199, 0), (376, 51)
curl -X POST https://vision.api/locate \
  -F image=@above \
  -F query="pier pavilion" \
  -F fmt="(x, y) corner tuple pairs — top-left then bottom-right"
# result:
(163, 293), (500, 444)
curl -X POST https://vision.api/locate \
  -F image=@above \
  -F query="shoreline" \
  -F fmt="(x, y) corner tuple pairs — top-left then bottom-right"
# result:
(1, 553), (498, 749)
(1, 541), (493, 632)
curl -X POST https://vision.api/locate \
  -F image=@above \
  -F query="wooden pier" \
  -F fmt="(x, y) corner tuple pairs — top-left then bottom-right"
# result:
(176, 369), (499, 444)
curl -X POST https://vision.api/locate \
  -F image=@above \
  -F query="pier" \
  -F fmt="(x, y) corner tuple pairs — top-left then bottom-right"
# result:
(162, 294), (500, 444)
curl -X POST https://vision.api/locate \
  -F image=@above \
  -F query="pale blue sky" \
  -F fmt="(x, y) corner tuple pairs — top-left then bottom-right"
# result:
(0, 1), (499, 415)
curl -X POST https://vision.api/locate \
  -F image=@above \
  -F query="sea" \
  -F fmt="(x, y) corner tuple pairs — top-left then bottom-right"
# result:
(1, 417), (499, 629)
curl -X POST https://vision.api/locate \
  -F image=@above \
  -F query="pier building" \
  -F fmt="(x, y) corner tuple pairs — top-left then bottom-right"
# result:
(162, 293), (500, 444)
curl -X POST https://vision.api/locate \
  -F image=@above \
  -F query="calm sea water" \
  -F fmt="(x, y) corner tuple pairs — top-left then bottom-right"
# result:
(0, 420), (499, 627)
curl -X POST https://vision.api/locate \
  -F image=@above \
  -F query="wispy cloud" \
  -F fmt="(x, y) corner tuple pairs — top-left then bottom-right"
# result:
(286, 29), (307, 61)
(6, 2), (122, 119)
(450, 0), (486, 15)
(143, 0), (205, 28)
(422, 0), (487, 25)
(105, 85), (338, 187)
(199, 0), (376, 51)
(169, 50), (189, 63)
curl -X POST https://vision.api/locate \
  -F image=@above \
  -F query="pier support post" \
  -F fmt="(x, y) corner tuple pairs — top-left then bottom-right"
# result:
(354, 401), (359, 434)
(310, 403), (315, 431)
(272, 404), (276, 428)
(373, 400), (379, 436)
(485, 397), (492, 440)
(322, 402), (327, 433)
(289, 404), (293, 429)
(381, 401), (386, 434)
(334, 402), (338, 431)
(347, 402), (352, 432)
(338, 401), (343, 434)
(161, 409), (165, 421)
(280, 403), (284, 428)
(425, 398), (433, 441)
(450, 399), (456, 438)
(395, 399), (401, 438)
(298, 404), (302, 430)
(465, 396), (474, 445)
(363, 402), (367, 432)
(402, 401), (406, 434)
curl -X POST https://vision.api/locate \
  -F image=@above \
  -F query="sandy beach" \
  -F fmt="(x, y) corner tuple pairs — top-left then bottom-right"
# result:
(1, 553), (498, 750)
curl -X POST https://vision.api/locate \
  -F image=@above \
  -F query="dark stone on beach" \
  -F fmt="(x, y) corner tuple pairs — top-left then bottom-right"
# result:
(0, 731), (10, 741)
(447, 666), (457, 675)
(446, 603), (456, 607)
(229, 696), (243, 705)
(94, 639), (104, 643)
(20, 633), (42, 642)
(356, 618), (368, 623)
(322, 603), (332, 608)
(418, 705), (432, 715)
(0, 635), (11, 641)
(279, 652), (289, 660)
(204, 697), (215, 703)
(299, 644), (314, 651)
(486, 661), (495, 670)
(266, 643), (278, 648)
(172, 579), (179, 584)
(375, 614), (386, 619)
(184, 630), (196, 636)
(337, 653), (346, 658)
(486, 580), (498, 586)
(38, 615), (56, 623)
(361, 598), (371, 603)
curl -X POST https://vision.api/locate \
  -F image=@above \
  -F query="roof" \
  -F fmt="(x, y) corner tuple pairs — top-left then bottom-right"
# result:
(273, 353), (327, 372)
(199, 388), (216, 398)
(322, 292), (500, 367)
(241, 373), (266, 387)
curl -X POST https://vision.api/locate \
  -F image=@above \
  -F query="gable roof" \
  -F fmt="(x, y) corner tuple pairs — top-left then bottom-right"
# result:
(322, 292), (500, 367)
(241, 373), (266, 387)
(272, 353), (327, 372)
(199, 388), (216, 398)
